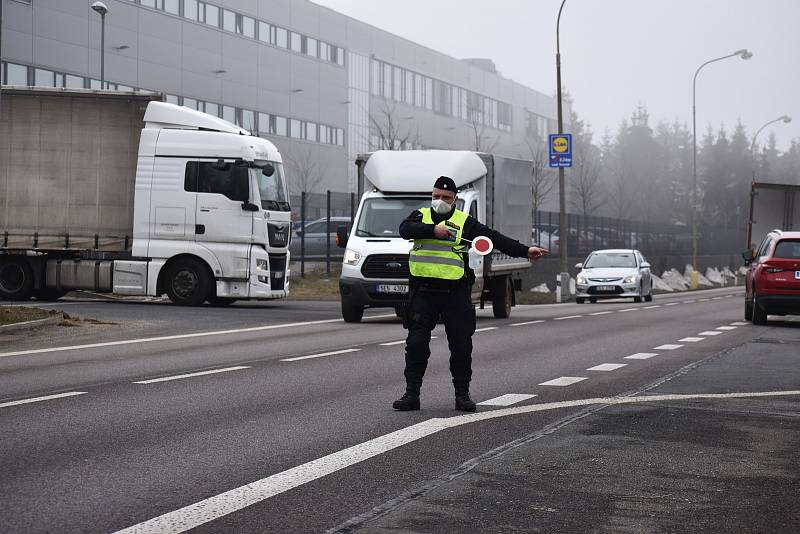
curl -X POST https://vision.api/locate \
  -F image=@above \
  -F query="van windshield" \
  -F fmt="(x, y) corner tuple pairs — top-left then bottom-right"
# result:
(356, 197), (430, 238)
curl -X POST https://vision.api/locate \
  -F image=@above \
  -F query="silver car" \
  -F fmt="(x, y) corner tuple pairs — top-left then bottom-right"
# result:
(574, 249), (653, 303)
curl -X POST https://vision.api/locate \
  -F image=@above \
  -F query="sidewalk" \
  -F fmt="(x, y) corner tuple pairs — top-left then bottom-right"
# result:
(343, 322), (800, 533)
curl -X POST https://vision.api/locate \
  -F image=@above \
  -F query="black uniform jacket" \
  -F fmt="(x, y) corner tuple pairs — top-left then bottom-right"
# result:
(399, 206), (531, 291)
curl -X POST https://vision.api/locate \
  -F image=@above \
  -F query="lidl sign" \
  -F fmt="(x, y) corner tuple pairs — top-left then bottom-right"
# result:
(549, 134), (572, 168)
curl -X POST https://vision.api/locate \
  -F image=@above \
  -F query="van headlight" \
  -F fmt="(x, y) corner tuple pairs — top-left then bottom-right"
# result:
(256, 258), (268, 271)
(343, 249), (361, 265)
(576, 275), (588, 285)
(623, 274), (637, 284)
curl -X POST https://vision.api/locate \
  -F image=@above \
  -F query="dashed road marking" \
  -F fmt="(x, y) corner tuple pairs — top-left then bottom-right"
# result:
(643, 305), (661, 309)
(111, 390), (800, 534)
(589, 311), (614, 316)
(539, 376), (588, 386)
(698, 331), (722, 336)
(510, 320), (545, 327)
(679, 337), (705, 343)
(379, 340), (406, 346)
(0, 391), (87, 409)
(653, 344), (683, 350)
(716, 326), (737, 331)
(699, 298), (710, 302)
(586, 363), (627, 371)
(730, 321), (749, 326)
(554, 315), (582, 321)
(477, 393), (537, 406)
(281, 349), (360, 362)
(712, 296), (723, 300)
(683, 300), (697, 304)
(133, 366), (250, 384)
(664, 302), (679, 306)
(474, 327), (498, 333)
(624, 352), (658, 360)
(618, 308), (637, 313)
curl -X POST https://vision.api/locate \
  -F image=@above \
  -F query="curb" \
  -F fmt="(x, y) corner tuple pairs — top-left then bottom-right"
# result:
(0, 312), (64, 334)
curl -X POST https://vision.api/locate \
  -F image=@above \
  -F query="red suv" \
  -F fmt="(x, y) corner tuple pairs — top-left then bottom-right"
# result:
(744, 230), (800, 324)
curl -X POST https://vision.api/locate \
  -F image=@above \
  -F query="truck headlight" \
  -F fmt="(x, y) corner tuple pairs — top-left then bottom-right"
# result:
(343, 249), (361, 266)
(623, 275), (637, 284)
(576, 275), (587, 285)
(256, 259), (268, 271)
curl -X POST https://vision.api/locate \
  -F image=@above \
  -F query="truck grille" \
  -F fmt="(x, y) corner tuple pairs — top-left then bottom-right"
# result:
(268, 223), (290, 248)
(361, 254), (409, 279)
(269, 253), (287, 290)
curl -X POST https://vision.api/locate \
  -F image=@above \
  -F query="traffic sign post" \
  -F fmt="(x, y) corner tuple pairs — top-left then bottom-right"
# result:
(549, 133), (573, 168)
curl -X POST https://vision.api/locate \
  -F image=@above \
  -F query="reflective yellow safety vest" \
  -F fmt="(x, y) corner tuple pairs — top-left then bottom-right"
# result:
(409, 208), (469, 280)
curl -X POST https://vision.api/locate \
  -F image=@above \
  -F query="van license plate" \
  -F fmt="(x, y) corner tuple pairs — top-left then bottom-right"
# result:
(597, 285), (615, 292)
(376, 284), (408, 294)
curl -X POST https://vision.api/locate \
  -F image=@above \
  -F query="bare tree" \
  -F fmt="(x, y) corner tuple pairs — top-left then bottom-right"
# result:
(468, 115), (499, 153)
(286, 146), (324, 195)
(569, 150), (604, 216)
(606, 165), (632, 221)
(369, 100), (418, 150)
(525, 138), (556, 215)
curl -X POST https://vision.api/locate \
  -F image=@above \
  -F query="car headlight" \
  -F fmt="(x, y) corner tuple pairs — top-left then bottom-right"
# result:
(343, 249), (361, 265)
(576, 275), (588, 285)
(623, 275), (637, 284)
(256, 258), (268, 271)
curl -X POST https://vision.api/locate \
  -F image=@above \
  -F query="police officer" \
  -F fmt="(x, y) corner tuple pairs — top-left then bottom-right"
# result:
(393, 176), (547, 412)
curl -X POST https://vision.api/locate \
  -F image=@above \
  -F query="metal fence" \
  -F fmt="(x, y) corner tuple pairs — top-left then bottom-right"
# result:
(289, 194), (746, 277)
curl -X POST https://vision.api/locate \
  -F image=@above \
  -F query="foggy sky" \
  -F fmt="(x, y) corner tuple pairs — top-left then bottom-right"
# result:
(313, 0), (800, 151)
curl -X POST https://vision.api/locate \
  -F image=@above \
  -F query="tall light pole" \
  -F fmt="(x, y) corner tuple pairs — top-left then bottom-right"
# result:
(691, 48), (751, 286)
(746, 115), (791, 247)
(555, 0), (568, 286)
(91, 2), (109, 87)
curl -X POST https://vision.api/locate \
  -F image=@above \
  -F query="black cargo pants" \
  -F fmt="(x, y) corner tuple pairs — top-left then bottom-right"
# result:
(403, 284), (477, 394)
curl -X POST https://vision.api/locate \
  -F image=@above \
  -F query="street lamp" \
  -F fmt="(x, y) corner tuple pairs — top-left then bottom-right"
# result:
(690, 48), (751, 287)
(555, 0), (569, 299)
(746, 115), (791, 247)
(91, 2), (109, 87)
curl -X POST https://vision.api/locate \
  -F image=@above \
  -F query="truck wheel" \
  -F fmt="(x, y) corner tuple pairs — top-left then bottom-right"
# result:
(165, 258), (212, 306)
(0, 257), (34, 301)
(492, 276), (513, 319)
(751, 293), (768, 325)
(341, 299), (364, 323)
(208, 297), (237, 307)
(34, 288), (67, 301)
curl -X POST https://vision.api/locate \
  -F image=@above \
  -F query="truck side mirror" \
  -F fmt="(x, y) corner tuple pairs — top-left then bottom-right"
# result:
(336, 226), (349, 248)
(241, 202), (260, 212)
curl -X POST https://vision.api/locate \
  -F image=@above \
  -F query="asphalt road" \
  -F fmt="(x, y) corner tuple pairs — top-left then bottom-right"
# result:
(1, 287), (798, 533)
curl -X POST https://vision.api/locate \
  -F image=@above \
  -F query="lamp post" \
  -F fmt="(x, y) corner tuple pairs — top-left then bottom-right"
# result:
(746, 115), (791, 247)
(91, 2), (109, 87)
(555, 0), (569, 299)
(691, 48), (751, 287)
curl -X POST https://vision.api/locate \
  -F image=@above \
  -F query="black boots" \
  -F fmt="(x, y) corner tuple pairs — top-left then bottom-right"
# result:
(455, 392), (476, 412)
(392, 391), (420, 411)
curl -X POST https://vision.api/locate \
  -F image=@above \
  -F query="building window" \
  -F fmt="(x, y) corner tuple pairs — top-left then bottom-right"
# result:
(204, 4), (219, 27)
(335, 47), (345, 66)
(183, 97), (197, 109)
(222, 105), (235, 123)
(275, 116), (287, 136)
(382, 63), (392, 99)
(242, 16), (256, 38)
(289, 119), (302, 138)
(241, 109), (255, 131)
(163, 0), (180, 15)
(222, 9), (236, 32)
(258, 21), (270, 43)
(275, 27), (288, 48)
(65, 74), (84, 88)
(184, 0), (198, 20)
(290, 32), (302, 53)
(34, 68), (54, 87)
(304, 37), (318, 58)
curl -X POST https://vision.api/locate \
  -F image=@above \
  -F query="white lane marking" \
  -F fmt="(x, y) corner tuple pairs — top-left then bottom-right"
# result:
(625, 352), (658, 360)
(0, 317), (371, 360)
(724, 295), (733, 298)
(477, 393), (537, 406)
(510, 320), (545, 327)
(554, 315), (582, 321)
(474, 327), (498, 333)
(133, 366), (250, 384)
(711, 297), (723, 300)
(679, 337), (705, 343)
(539, 376), (588, 386)
(643, 305), (661, 309)
(618, 308), (637, 313)
(654, 344), (683, 350)
(379, 340), (406, 346)
(586, 363), (627, 371)
(589, 311), (613, 316)
(730, 321), (749, 326)
(113, 389), (800, 534)
(683, 300), (697, 304)
(0, 391), (87, 409)
(362, 314), (399, 321)
(698, 331), (722, 336)
(716, 326), (737, 331)
(281, 349), (361, 362)
(699, 298), (710, 302)
(664, 302), (679, 307)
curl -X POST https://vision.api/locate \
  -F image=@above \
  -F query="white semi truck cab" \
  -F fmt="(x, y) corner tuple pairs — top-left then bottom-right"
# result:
(338, 150), (533, 322)
(0, 88), (292, 305)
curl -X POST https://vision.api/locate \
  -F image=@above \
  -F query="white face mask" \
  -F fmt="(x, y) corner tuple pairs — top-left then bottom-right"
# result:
(431, 198), (453, 215)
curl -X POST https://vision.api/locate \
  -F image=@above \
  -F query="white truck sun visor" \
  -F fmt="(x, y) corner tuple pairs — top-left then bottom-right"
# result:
(364, 150), (488, 192)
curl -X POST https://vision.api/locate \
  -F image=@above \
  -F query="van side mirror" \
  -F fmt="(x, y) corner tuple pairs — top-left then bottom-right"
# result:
(241, 202), (260, 212)
(574, 263), (583, 269)
(336, 226), (349, 248)
(640, 262), (651, 269)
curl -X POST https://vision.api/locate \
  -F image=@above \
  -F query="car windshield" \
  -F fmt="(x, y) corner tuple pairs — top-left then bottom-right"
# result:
(252, 162), (290, 211)
(774, 240), (800, 259)
(356, 197), (430, 238)
(584, 252), (637, 269)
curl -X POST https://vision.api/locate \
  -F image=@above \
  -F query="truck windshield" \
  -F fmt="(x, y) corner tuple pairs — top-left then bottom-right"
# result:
(356, 197), (429, 238)
(253, 163), (290, 211)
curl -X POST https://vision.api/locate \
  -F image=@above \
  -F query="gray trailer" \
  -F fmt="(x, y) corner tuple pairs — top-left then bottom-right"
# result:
(747, 181), (800, 248)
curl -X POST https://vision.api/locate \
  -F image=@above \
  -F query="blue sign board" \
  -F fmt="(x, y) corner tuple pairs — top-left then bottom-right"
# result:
(549, 134), (573, 168)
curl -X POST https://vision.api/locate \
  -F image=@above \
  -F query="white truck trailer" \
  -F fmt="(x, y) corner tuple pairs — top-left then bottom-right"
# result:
(337, 150), (533, 322)
(746, 181), (799, 249)
(0, 87), (292, 305)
